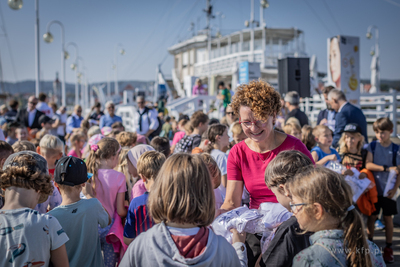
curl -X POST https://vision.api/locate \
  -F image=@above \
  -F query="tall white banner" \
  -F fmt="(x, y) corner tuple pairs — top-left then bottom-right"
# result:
(327, 35), (360, 106)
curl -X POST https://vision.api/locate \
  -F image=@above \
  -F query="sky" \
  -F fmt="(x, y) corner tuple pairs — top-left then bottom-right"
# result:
(0, 0), (399, 84)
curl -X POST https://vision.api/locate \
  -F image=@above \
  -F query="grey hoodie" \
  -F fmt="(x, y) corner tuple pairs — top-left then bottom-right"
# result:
(120, 222), (242, 267)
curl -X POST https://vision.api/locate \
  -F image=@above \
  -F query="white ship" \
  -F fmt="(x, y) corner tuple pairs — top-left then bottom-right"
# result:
(167, 0), (308, 98)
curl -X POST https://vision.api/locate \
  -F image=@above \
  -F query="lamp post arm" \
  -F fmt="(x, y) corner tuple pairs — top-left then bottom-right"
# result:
(47, 20), (65, 50)
(66, 42), (79, 63)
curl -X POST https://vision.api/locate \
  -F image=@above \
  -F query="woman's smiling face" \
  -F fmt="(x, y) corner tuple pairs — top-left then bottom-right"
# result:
(239, 106), (275, 143)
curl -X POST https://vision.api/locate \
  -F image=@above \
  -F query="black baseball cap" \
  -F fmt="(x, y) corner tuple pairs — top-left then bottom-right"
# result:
(343, 123), (362, 134)
(54, 156), (93, 186)
(39, 115), (54, 125)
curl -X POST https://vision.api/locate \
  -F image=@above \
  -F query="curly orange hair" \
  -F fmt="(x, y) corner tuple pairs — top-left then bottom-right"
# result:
(231, 80), (282, 120)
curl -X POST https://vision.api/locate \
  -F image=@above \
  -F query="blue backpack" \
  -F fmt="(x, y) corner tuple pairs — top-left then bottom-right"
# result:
(370, 140), (399, 167)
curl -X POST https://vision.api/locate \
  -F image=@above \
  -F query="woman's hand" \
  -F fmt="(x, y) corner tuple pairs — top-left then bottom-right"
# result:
(231, 228), (246, 244)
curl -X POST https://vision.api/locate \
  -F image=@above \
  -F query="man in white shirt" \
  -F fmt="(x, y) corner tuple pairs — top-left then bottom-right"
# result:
(134, 96), (159, 138)
(36, 92), (54, 118)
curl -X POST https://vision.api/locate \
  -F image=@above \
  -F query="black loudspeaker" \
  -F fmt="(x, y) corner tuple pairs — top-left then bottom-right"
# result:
(278, 57), (310, 98)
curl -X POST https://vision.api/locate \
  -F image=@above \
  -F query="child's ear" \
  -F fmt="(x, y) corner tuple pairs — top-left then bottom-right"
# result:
(54, 182), (59, 189)
(313, 203), (325, 220)
(36, 146), (41, 154)
(58, 152), (63, 159)
(139, 174), (146, 183)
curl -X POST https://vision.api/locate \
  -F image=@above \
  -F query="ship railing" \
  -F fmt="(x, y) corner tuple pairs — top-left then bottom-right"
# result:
(300, 89), (399, 136)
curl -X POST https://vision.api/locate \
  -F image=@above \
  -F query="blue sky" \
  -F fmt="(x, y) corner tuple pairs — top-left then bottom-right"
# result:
(1, 0), (399, 83)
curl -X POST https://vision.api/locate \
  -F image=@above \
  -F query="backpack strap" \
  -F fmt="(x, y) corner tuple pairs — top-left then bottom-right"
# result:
(392, 143), (399, 167)
(370, 140), (377, 156)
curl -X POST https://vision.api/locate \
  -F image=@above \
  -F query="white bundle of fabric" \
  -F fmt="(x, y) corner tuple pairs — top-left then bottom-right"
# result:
(211, 203), (292, 245)
(344, 168), (373, 203)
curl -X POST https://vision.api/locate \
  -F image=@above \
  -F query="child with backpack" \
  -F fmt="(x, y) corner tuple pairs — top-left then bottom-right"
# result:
(0, 151), (69, 266)
(290, 167), (384, 267)
(49, 156), (111, 267)
(366, 117), (400, 263)
(86, 137), (127, 267)
(119, 153), (243, 267)
(174, 111), (209, 153)
(123, 151), (166, 245)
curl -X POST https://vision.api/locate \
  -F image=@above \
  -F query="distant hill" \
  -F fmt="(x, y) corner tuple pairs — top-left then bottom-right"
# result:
(0, 80), (154, 105)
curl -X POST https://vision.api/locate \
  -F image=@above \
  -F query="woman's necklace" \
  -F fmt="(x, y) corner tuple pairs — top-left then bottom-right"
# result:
(248, 133), (277, 164)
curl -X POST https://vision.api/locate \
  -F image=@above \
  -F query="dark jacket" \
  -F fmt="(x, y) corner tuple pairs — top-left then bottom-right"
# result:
(285, 108), (309, 127)
(317, 109), (337, 125)
(332, 102), (368, 148)
(4, 109), (18, 123)
(260, 216), (311, 267)
(16, 109), (44, 129)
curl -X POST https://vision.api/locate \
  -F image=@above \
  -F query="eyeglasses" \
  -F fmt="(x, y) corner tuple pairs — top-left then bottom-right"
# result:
(289, 202), (308, 213)
(239, 119), (268, 128)
(137, 101), (144, 104)
(226, 112), (235, 116)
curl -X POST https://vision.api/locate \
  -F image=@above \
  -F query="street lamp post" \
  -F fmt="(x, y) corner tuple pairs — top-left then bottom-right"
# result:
(114, 43), (125, 96)
(43, 20), (66, 106)
(77, 57), (87, 110)
(65, 42), (79, 105)
(366, 25), (380, 93)
(8, 0), (40, 97)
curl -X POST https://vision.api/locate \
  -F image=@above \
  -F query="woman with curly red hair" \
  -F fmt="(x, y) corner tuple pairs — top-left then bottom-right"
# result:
(219, 80), (313, 266)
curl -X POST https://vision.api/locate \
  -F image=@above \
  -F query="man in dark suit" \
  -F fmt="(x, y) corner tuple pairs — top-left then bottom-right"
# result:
(15, 95), (44, 136)
(328, 89), (368, 147)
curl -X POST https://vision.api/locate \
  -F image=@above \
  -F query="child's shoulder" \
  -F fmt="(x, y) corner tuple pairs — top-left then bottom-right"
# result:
(129, 193), (149, 210)
(310, 146), (322, 153)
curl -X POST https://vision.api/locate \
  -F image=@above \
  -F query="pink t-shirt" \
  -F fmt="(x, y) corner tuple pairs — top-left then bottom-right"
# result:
(227, 134), (314, 209)
(131, 179), (147, 200)
(95, 169), (127, 219)
(172, 131), (186, 146)
(67, 149), (79, 158)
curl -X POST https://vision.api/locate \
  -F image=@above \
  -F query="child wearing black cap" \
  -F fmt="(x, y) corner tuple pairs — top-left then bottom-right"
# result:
(338, 123), (367, 173)
(0, 151), (69, 266)
(49, 156), (111, 267)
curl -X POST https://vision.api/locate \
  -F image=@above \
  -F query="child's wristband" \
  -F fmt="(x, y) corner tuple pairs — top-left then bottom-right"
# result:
(383, 165), (388, 172)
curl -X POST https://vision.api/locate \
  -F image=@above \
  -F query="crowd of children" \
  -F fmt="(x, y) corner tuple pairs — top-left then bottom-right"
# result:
(0, 98), (399, 267)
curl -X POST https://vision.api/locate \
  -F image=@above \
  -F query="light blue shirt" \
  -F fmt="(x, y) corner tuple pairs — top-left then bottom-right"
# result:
(326, 110), (336, 132)
(99, 114), (122, 128)
(311, 146), (341, 166)
(48, 198), (109, 267)
(66, 114), (83, 134)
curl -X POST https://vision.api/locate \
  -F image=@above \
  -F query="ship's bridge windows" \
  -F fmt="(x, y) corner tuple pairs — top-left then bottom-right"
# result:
(182, 52), (189, 67)
(242, 41), (250, 51)
(196, 48), (206, 64)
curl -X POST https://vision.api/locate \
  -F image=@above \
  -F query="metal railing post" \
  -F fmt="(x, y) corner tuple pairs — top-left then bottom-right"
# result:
(392, 89), (398, 137)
